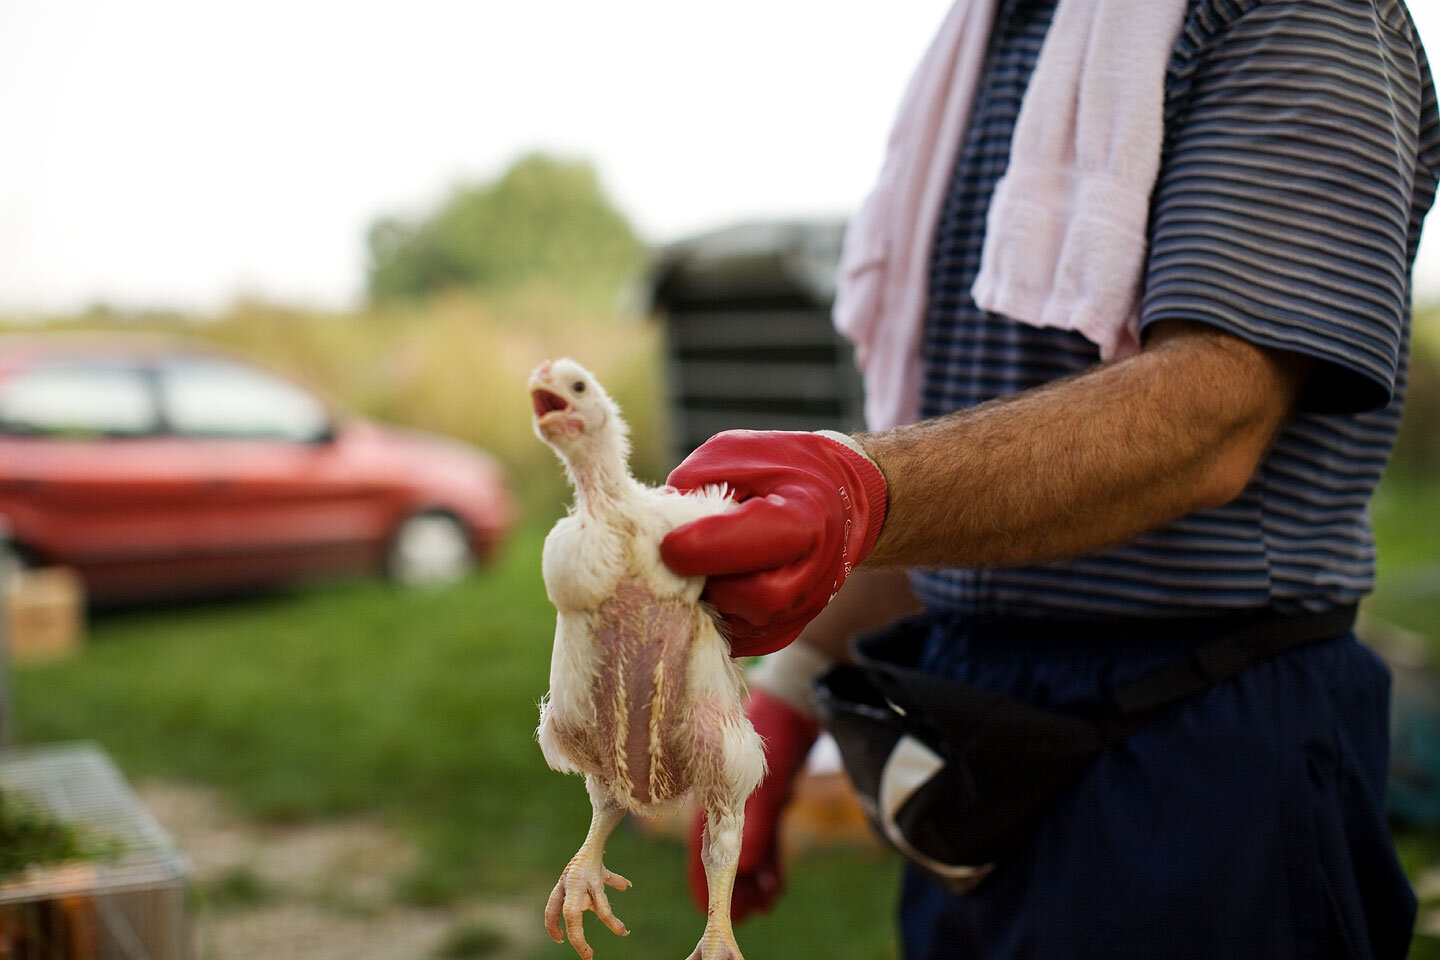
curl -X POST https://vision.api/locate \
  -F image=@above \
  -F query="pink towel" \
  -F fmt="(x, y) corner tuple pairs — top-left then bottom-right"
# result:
(834, 0), (1189, 430)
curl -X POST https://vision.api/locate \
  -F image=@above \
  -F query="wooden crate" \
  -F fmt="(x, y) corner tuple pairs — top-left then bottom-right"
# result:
(5, 569), (84, 664)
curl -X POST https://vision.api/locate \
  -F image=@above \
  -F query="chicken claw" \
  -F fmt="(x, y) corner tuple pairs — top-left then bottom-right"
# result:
(545, 856), (632, 959)
(545, 781), (631, 959)
(685, 927), (746, 960)
(685, 805), (746, 960)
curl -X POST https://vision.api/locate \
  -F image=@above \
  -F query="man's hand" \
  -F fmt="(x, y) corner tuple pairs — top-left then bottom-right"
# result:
(660, 430), (888, 657)
(687, 689), (820, 922)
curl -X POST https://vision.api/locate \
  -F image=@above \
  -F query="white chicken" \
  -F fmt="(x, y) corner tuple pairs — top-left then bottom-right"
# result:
(529, 358), (765, 960)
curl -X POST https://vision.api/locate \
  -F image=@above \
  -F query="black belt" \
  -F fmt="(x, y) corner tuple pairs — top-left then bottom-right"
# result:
(815, 603), (1360, 887)
(861, 604), (1359, 741)
(1104, 603), (1357, 734)
(944, 604), (1357, 649)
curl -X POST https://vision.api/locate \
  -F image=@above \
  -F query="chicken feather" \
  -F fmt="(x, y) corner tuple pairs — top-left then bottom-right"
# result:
(530, 358), (764, 960)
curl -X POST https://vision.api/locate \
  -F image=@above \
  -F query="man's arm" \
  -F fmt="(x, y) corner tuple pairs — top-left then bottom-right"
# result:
(789, 569), (922, 662)
(861, 318), (1313, 568)
(662, 318), (1315, 650)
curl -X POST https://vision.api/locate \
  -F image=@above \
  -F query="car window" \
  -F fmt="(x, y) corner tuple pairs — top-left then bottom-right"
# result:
(0, 364), (158, 437)
(158, 358), (331, 442)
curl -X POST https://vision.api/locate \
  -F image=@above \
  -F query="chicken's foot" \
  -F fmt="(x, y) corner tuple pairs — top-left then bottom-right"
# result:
(546, 777), (632, 960)
(686, 804), (745, 960)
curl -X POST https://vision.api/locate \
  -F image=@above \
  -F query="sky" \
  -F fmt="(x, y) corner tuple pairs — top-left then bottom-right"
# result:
(3, 0), (1440, 315)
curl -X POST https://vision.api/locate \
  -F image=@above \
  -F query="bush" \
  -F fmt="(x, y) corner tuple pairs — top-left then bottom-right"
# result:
(366, 154), (643, 307)
(1393, 307), (1440, 478)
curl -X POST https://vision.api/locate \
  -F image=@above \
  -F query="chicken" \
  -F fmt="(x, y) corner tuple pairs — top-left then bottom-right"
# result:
(529, 358), (765, 960)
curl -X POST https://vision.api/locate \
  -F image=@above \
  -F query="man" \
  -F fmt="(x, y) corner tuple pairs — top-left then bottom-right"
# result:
(660, 0), (1440, 956)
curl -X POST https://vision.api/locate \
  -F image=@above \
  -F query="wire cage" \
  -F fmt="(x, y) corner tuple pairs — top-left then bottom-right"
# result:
(0, 742), (191, 960)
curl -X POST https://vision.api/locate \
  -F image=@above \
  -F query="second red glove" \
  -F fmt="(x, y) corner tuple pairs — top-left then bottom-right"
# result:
(687, 688), (822, 922)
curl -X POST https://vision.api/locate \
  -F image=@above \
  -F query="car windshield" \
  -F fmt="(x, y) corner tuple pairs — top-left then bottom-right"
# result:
(0, 363), (158, 437)
(158, 357), (331, 442)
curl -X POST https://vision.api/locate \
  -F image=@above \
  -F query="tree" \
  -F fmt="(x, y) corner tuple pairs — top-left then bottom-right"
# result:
(366, 154), (643, 304)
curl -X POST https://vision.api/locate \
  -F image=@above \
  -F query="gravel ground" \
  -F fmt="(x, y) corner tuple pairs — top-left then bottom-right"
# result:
(138, 782), (539, 960)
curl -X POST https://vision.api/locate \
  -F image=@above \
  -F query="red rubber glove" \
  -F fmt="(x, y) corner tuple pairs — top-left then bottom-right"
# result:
(688, 689), (822, 922)
(660, 430), (887, 657)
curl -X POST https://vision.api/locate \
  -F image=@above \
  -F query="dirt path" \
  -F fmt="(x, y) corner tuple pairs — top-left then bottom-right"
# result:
(138, 783), (539, 960)
(136, 775), (1440, 954)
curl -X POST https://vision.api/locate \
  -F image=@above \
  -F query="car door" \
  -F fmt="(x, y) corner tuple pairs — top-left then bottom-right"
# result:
(151, 354), (394, 583)
(0, 357), (224, 600)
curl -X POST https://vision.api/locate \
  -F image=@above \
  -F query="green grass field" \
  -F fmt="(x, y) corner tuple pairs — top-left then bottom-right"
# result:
(9, 479), (1440, 958)
(9, 514), (902, 960)
(1369, 474), (1440, 958)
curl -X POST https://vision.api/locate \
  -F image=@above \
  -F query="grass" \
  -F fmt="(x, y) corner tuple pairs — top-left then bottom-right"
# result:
(432, 921), (507, 959)
(3, 291), (901, 957)
(10, 482), (1440, 957)
(1368, 469), (1440, 956)
(18, 478), (1436, 954)
(1373, 473), (1440, 577)
(200, 865), (277, 909)
(5, 297), (1438, 956)
(14, 516), (579, 890)
(9, 516), (902, 960)
(0, 785), (115, 877)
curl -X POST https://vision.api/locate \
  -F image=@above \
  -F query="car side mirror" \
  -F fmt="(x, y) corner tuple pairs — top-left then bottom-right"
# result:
(309, 420), (340, 445)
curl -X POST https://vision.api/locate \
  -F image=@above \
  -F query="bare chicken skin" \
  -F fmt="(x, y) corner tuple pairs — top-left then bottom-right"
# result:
(530, 358), (765, 960)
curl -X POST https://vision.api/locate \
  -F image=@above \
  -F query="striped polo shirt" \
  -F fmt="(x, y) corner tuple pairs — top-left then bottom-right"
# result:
(912, 0), (1440, 618)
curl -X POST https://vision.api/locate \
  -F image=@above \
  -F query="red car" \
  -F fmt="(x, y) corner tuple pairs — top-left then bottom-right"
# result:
(0, 334), (513, 604)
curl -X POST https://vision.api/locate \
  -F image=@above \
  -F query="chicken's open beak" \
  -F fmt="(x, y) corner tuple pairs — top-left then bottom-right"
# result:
(531, 388), (569, 422)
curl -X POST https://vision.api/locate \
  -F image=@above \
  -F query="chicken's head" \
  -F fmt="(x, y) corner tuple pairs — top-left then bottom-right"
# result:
(528, 358), (625, 457)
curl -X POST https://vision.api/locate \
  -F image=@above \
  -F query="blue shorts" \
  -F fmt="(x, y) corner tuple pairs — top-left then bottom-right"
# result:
(898, 617), (1416, 960)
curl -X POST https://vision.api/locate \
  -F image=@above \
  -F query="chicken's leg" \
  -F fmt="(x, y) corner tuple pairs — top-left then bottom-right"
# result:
(686, 802), (746, 960)
(546, 776), (632, 960)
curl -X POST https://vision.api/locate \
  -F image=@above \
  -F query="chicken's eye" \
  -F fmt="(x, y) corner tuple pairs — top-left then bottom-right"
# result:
(572, 381), (586, 393)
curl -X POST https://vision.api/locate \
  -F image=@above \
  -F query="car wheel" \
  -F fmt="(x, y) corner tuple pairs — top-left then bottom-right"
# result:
(386, 511), (472, 587)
